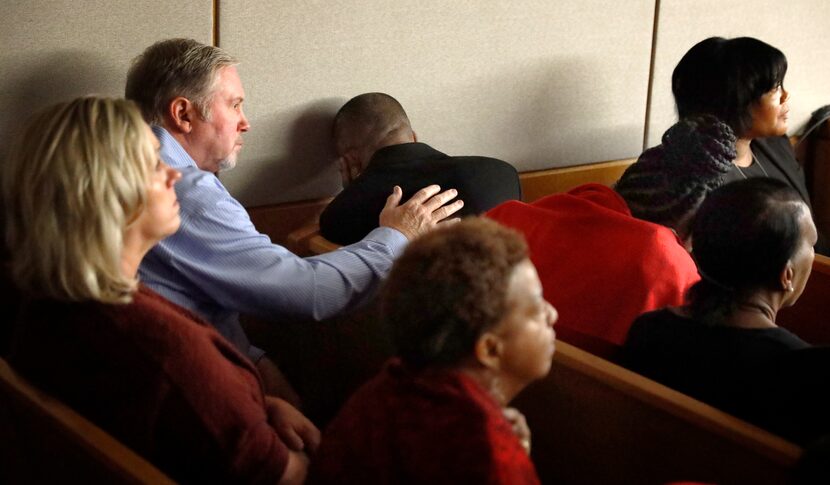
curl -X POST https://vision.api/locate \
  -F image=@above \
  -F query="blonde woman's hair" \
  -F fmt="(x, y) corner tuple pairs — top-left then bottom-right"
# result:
(2, 97), (154, 304)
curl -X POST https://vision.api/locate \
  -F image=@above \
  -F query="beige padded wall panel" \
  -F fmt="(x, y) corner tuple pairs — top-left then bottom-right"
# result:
(218, 1), (655, 207)
(647, 0), (830, 147)
(0, 0), (212, 159)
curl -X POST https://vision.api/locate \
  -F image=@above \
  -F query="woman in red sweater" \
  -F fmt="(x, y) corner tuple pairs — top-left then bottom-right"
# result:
(310, 218), (557, 484)
(2, 97), (317, 484)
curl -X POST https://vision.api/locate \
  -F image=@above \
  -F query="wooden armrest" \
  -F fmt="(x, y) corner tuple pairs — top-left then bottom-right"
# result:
(308, 234), (341, 255)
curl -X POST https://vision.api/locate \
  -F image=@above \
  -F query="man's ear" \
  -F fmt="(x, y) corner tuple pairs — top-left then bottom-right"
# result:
(780, 262), (795, 292)
(473, 332), (503, 371)
(339, 150), (365, 185)
(167, 96), (195, 134)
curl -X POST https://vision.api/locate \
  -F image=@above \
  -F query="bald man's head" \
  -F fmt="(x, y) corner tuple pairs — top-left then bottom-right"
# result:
(333, 93), (416, 179)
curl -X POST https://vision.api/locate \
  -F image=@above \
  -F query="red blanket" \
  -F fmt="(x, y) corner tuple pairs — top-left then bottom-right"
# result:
(487, 184), (699, 356)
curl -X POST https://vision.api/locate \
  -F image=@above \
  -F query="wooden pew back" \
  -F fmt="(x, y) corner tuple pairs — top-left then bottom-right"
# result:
(0, 358), (175, 484)
(247, 196), (332, 248)
(518, 158), (635, 202)
(513, 341), (801, 485)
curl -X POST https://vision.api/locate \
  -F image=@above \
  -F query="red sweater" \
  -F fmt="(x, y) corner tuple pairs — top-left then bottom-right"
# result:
(310, 359), (540, 484)
(487, 184), (699, 356)
(9, 284), (288, 484)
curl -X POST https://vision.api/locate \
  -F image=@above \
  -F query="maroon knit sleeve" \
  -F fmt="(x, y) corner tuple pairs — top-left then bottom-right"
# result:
(133, 286), (291, 483)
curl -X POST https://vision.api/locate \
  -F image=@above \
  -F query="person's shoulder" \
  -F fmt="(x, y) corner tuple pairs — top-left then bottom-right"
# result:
(762, 326), (811, 350)
(751, 135), (797, 162)
(622, 308), (690, 365)
(633, 307), (671, 323)
(99, 287), (215, 353)
(485, 198), (534, 223)
(752, 135), (792, 150)
(618, 215), (692, 264)
(446, 155), (517, 174)
(630, 307), (688, 332)
(171, 166), (228, 210)
(175, 167), (225, 193)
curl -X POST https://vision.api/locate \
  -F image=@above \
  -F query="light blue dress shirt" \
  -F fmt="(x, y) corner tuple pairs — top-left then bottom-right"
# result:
(140, 127), (409, 362)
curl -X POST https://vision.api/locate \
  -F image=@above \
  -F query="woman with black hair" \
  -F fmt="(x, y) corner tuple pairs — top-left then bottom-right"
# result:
(671, 36), (809, 201)
(622, 178), (816, 420)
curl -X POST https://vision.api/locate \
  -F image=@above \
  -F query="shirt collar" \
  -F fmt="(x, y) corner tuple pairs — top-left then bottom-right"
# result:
(152, 125), (199, 170)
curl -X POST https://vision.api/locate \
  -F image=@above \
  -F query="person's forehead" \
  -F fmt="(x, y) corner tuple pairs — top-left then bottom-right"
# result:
(217, 66), (244, 94)
(800, 207), (818, 241)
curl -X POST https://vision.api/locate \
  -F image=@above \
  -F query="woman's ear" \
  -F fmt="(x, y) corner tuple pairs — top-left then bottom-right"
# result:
(473, 332), (504, 371)
(780, 262), (795, 292)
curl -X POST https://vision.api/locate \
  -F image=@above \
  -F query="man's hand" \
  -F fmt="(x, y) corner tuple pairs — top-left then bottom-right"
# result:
(503, 407), (531, 455)
(265, 396), (321, 454)
(379, 185), (464, 240)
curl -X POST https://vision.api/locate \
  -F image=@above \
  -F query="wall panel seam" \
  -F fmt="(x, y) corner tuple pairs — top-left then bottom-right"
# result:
(213, 0), (220, 46)
(643, 0), (661, 150)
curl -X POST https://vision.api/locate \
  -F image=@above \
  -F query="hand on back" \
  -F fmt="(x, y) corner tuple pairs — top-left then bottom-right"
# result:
(379, 185), (464, 241)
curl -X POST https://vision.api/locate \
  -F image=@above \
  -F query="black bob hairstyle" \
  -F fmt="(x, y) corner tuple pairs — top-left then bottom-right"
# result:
(672, 37), (787, 138)
(689, 178), (808, 325)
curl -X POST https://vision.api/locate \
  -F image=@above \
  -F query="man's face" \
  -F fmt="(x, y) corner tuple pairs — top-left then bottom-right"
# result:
(188, 65), (250, 172)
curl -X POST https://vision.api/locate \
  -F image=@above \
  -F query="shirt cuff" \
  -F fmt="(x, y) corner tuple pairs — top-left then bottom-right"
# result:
(363, 227), (409, 255)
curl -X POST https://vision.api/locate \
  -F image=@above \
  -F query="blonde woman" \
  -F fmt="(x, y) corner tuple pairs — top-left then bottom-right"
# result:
(2, 97), (316, 484)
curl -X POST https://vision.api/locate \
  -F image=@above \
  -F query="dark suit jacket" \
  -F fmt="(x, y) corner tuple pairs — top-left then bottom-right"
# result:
(320, 143), (521, 245)
(723, 135), (811, 206)
(726, 136), (828, 253)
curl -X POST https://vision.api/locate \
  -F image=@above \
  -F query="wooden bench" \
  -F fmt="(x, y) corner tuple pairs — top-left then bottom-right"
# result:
(512, 341), (801, 485)
(0, 358), (175, 484)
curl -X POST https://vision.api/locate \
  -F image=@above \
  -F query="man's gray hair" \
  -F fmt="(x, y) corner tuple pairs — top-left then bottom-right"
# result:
(125, 38), (237, 125)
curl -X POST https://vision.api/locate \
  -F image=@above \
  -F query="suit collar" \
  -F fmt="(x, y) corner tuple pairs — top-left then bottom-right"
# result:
(369, 142), (447, 167)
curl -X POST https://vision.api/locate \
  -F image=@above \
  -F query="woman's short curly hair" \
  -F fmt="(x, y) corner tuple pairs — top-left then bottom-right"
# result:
(2, 97), (154, 304)
(381, 218), (528, 369)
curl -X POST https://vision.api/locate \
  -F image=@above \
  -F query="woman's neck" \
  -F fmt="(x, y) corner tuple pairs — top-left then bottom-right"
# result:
(459, 365), (516, 407)
(734, 138), (754, 168)
(727, 295), (781, 329)
(120, 231), (154, 280)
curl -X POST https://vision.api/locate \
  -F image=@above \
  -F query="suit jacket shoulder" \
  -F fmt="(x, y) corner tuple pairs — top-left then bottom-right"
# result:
(320, 143), (521, 245)
(751, 136), (810, 204)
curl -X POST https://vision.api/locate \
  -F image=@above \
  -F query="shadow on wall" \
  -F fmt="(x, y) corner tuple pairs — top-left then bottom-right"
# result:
(424, 56), (645, 172)
(0, 50), (118, 161)
(228, 57), (646, 206)
(223, 97), (344, 207)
